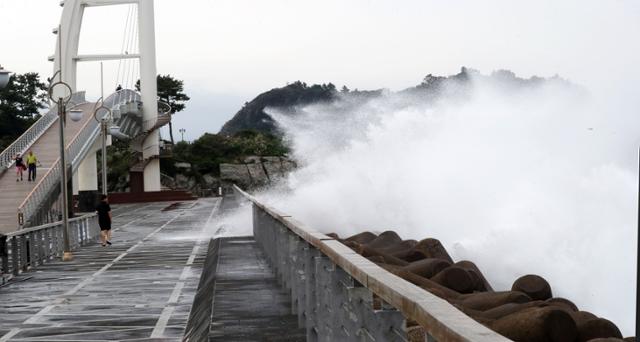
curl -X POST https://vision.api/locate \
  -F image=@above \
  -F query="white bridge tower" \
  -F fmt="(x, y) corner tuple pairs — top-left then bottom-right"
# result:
(52, 0), (161, 192)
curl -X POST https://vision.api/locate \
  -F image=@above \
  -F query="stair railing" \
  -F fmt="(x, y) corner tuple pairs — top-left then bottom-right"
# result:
(0, 92), (86, 174)
(16, 90), (137, 229)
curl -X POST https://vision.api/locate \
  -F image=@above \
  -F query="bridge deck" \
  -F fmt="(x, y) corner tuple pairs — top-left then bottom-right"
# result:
(0, 102), (95, 234)
(0, 199), (216, 341)
(208, 237), (305, 341)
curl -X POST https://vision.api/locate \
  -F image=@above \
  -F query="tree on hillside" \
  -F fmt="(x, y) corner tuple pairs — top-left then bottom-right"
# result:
(0, 73), (47, 150)
(136, 74), (190, 145)
(219, 81), (338, 136)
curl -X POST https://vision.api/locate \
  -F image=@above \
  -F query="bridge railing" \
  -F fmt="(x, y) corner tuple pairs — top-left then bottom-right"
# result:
(1, 214), (98, 278)
(17, 90), (137, 229)
(0, 92), (86, 174)
(232, 185), (510, 342)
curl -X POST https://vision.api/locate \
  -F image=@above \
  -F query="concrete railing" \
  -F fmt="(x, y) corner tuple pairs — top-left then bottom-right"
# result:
(1, 214), (99, 279)
(233, 185), (511, 342)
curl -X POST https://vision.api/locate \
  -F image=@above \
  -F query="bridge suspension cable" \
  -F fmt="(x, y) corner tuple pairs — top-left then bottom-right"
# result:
(114, 4), (139, 93)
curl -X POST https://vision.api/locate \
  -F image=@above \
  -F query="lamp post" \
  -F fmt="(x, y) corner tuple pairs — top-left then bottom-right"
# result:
(93, 105), (111, 195)
(179, 128), (186, 142)
(48, 73), (83, 261)
(0, 65), (11, 89)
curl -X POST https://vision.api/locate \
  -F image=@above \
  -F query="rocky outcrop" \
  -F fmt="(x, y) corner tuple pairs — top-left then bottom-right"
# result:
(219, 82), (337, 136)
(220, 156), (296, 189)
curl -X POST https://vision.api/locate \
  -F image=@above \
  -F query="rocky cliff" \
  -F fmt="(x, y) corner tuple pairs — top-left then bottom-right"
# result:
(219, 82), (337, 136)
(220, 156), (296, 189)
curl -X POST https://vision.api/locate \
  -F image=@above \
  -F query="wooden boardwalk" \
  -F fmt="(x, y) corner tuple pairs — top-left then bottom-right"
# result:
(0, 103), (96, 234)
(0, 199), (217, 341)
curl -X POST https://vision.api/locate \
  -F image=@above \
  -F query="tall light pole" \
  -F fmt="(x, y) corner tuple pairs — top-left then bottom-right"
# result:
(93, 62), (111, 196)
(48, 72), (83, 261)
(179, 128), (186, 142)
(93, 105), (111, 195)
(637, 147), (639, 338)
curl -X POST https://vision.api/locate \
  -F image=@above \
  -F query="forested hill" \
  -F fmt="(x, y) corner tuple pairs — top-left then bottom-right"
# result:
(218, 67), (569, 136)
(0, 73), (47, 151)
(218, 81), (338, 136)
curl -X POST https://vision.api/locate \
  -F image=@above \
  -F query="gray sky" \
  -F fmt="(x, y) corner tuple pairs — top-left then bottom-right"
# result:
(1, 0), (639, 140)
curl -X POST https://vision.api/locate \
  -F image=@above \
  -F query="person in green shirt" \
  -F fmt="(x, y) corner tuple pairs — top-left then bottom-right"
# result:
(26, 150), (40, 182)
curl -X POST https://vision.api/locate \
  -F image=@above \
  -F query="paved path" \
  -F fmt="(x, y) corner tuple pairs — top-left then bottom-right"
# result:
(0, 102), (96, 234)
(0, 199), (219, 341)
(208, 237), (305, 342)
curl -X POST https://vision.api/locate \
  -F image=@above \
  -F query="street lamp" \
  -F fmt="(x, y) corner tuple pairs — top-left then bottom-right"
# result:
(179, 128), (186, 142)
(0, 65), (11, 89)
(93, 104), (112, 196)
(48, 71), (83, 261)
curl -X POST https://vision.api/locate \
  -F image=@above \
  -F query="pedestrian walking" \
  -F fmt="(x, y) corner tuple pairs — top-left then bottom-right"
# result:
(13, 153), (25, 182)
(96, 194), (113, 247)
(26, 150), (40, 182)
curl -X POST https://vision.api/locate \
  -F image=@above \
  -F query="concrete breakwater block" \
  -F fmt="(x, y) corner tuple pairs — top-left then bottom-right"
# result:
(430, 266), (476, 294)
(489, 306), (577, 342)
(512, 274), (553, 301)
(402, 258), (451, 278)
(576, 318), (623, 342)
(336, 230), (630, 342)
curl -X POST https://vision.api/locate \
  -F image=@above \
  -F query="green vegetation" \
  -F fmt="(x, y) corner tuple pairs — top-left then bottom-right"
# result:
(103, 139), (135, 192)
(0, 73), (47, 151)
(162, 130), (289, 178)
(136, 74), (190, 144)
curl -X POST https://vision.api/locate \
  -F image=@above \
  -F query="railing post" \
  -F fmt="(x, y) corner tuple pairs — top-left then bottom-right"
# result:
(84, 217), (89, 242)
(277, 225), (290, 289)
(1, 234), (7, 276)
(33, 229), (41, 266)
(292, 237), (308, 327)
(11, 237), (19, 276)
(305, 246), (321, 341)
(43, 228), (51, 260)
(27, 233), (35, 269)
(21, 235), (29, 272)
(71, 221), (78, 249)
(55, 224), (62, 257)
(315, 256), (335, 341)
(92, 216), (98, 240)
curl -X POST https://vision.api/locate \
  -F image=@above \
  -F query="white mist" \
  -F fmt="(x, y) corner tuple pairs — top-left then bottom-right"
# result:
(259, 74), (638, 335)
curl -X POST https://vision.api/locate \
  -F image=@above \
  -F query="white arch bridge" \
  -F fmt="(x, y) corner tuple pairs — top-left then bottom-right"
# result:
(0, 0), (171, 233)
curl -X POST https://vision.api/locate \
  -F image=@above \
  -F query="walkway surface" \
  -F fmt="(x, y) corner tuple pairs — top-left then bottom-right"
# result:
(0, 102), (95, 234)
(208, 237), (305, 342)
(0, 199), (219, 341)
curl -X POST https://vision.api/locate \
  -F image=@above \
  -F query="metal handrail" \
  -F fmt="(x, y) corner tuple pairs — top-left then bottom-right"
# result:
(0, 92), (86, 174)
(233, 185), (510, 342)
(1, 214), (98, 277)
(16, 90), (138, 228)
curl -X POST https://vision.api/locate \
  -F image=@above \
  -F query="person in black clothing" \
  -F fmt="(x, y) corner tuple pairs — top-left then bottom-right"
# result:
(96, 194), (113, 247)
(0, 233), (7, 258)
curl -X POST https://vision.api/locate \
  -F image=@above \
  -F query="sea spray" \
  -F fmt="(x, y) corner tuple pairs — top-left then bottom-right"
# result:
(259, 70), (638, 335)
(205, 200), (253, 238)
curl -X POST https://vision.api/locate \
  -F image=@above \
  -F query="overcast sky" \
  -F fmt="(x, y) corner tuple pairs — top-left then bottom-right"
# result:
(1, 0), (639, 140)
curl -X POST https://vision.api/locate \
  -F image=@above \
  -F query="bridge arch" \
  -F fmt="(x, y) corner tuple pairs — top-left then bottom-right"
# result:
(53, 0), (161, 191)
